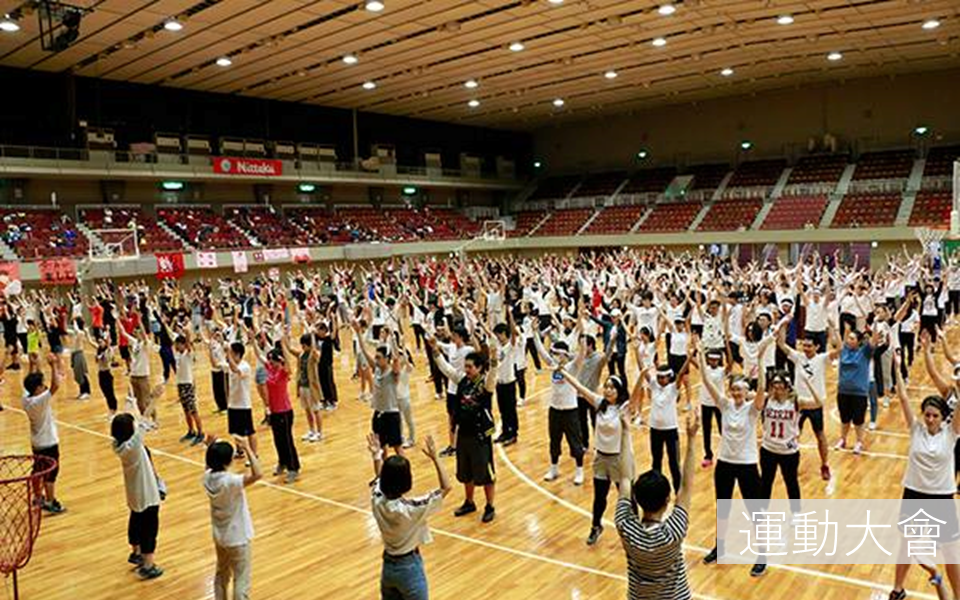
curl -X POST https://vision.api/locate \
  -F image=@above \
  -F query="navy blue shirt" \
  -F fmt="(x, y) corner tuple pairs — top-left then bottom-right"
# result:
(838, 344), (871, 397)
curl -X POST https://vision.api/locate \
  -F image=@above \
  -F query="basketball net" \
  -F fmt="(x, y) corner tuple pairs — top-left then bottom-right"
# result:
(914, 226), (947, 258)
(0, 455), (57, 600)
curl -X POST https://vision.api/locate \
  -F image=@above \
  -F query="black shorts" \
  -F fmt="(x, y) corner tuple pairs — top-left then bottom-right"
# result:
(690, 324), (704, 336)
(837, 393), (867, 426)
(901, 488), (960, 543)
(119, 346), (131, 361)
(799, 407), (824, 434)
(227, 408), (256, 437)
(373, 411), (402, 448)
(456, 434), (495, 486)
(33, 444), (59, 483)
(446, 393), (458, 416)
(667, 354), (686, 378)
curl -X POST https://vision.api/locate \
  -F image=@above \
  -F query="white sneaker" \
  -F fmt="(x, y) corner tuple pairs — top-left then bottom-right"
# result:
(78, 393), (90, 400)
(853, 441), (863, 455)
(517, 398), (526, 407)
(868, 422), (877, 431)
(402, 439), (415, 449)
(301, 432), (313, 442)
(313, 431), (324, 442)
(882, 398), (890, 409)
(573, 468), (584, 486)
(684, 402), (692, 412)
(543, 465), (559, 482)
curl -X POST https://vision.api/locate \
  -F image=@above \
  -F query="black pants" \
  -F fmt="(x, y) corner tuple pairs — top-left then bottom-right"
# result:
(548, 407), (584, 465)
(78, 373), (91, 396)
(412, 324), (425, 350)
(515, 367), (527, 400)
(650, 428), (681, 492)
(497, 381), (519, 438)
(714, 460), (762, 519)
(760, 448), (801, 513)
(211, 371), (228, 412)
(874, 344), (890, 395)
(701, 405), (722, 460)
(426, 350), (445, 397)
(899, 331), (915, 372)
(578, 397), (597, 449)
(525, 338), (542, 371)
(592, 477), (619, 528)
(98, 370), (117, 412)
(950, 291), (960, 317)
(270, 410), (301, 472)
(128, 505), (160, 555)
(607, 353), (626, 386)
(921, 315), (939, 343)
(159, 345), (176, 381)
(319, 365), (338, 405)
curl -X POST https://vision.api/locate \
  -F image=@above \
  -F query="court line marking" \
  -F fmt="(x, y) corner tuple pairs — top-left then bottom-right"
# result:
(494, 434), (934, 600)
(0, 407), (729, 598)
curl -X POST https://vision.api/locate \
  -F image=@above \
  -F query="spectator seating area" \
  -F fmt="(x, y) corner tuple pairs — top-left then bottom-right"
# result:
(620, 167), (677, 194)
(924, 146), (960, 178)
(726, 159), (787, 188)
(583, 205), (646, 235)
(831, 193), (902, 228)
(684, 163), (730, 192)
(697, 198), (763, 231)
(82, 207), (183, 253)
(572, 172), (627, 198)
(0, 208), (88, 261)
(510, 211), (549, 237)
(760, 195), (829, 230)
(636, 201), (702, 232)
(532, 208), (594, 237)
(786, 154), (849, 185)
(528, 175), (582, 200)
(225, 206), (319, 247)
(909, 191), (953, 227)
(158, 207), (250, 250)
(852, 150), (915, 181)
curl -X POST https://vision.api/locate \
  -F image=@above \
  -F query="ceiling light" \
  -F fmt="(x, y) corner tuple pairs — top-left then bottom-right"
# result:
(365, 1), (385, 12)
(215, 57), (232, 67)
(604, 70), (618, 79)
(468, 99), (480, 108)
(362, 81), (377, 90)
(720, 67), (734, 76)
(298, 183), (317, 193)
(652, 37), (667, 47)
(342, 54), (358, 64)
(776, 15), (794, 25)
(0, 15), (19, 32)
(552, 98), (565, 107)
(163, 19), (183, 32)
(827, 51), (843, 61)
(509, 41), (525, 52)
(922, 19), (940, 30)
(915, 126), (929, 136)
(740, 140), (753, 150)
(637, 150), (648, 159)
(161, 181), (184, 191)
(533, 161), (543, 168)
(658, 4), (676, 16)
(403, 186), (417, 195)
(464, 79), (478, 89)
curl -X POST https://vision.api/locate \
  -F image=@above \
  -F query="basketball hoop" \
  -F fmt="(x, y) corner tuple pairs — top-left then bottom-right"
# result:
(914, 226), (948, 258)
(88, 228), (141, 263)
(479, 219), (506, 242)
(0, 455), (56, 600)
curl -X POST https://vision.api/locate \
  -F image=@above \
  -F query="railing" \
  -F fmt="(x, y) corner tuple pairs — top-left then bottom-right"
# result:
(721, 185), (770, 200)
(847, 179), (907, 194)
(781, 183), (836, 197)
(920, 176), (952, 191)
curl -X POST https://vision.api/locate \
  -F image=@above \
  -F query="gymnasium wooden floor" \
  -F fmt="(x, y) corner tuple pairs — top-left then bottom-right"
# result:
(1, 325), (957, 600)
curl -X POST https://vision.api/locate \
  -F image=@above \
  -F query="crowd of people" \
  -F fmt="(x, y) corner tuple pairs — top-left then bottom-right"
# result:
(6, 244), (960, 600)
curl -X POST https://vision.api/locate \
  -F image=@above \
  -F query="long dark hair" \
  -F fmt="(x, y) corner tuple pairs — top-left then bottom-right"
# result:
(599, 375), (630, 414)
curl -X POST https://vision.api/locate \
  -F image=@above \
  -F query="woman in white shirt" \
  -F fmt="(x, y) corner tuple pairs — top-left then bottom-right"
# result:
(637, 345), (693, 494)
(889, 353), (960, 600)
(557, 367), (632, 546)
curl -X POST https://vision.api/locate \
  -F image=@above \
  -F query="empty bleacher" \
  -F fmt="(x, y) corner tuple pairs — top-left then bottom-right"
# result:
(509, 211), (549, 237)
(572, 172), (627, 198)
(157, 207), (250, 250)
(636, 201), (702, 232)
(685, 163), (730, 192)
(697, 198), (763, 231)
(852, 149), (915, 181)
(584, 205), (646, 235)
(620, 167), (677, 195)
(924, 146), (960, 178)
(760, 195), (829, 230)
(786, 154), (848, 185)
(528, 175), (582, 201)
(909, 191), (953, 227)
(727, 159), (787, 188)
(830, 193), (903, 228)
(0, 208), (88, 261)
(532, 208), (593, 237)
(81, 207), (183, 253)
(226, 206), (319, 247)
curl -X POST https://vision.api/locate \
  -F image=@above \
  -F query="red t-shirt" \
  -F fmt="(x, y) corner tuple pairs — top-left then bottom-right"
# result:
(119, 313), (140, 347)
(89, 304), (104, 328)
(266, 363), (292, 413)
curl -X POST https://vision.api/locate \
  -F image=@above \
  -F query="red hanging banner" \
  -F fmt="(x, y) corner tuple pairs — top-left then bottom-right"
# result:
(156, 252), (185, 279)
(212, 157), (283, 177)
(38, 258), (77, 286)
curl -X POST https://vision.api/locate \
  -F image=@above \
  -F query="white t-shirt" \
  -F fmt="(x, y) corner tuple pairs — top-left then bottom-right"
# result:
(115, 428), (161, 513)
(647, 377), (679, 430)
(228, 360), (253, 409)
(130, 339), (151, 377)
(788, 350), (827, 403)
(699, 364), (724, 408)
(804, 299), (827, 332)
(175, 349), (194, 385)
(668, 330), (688, 356)
(441, 343), (475, 394)
(371, 484), (443, 556)
(594, 402), (627, 454)
(493, 338), (516, 384)
(903, 422), (958, 495)
(204, 470), (254, 548)
(22, 390), (57, 449)
(717, 398), (760, 465)
(548, 369), (578, 410)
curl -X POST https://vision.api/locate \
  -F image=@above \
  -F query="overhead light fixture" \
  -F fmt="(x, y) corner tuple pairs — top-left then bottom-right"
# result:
(362, 81), (377, 90)
(163, 19), (183, 32)
(464, 79), (479, 89)
(740, 140), (753, 150)
(922, 19), (941, 30)
(215, 57), (232, 67)
(365, 1), (385, 12)
(604, 70), (618, 79)
(776, 15), (794, 25)
(509, 41), (525, 52)
(915, 126), (929, 136)
(652, 37), (667, 47)
(403, 186), (417, 195)
(298, 183), (317, 193)
(827, 51), (843, 61)
(552, 98), (565, 107)
(0, 14), (19, 32)
(637, 150), (648, 159)
(533, 161), (543, 168)
(342, 53), (358, 64)
(161, 181), (184, 191)
(658, 4), (676, 16)
(720, 67), (734, 76)
(467, 99), (480, 108)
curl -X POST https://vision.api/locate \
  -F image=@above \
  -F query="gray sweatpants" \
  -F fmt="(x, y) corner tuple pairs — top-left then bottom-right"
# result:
(215, 543), (251, 600)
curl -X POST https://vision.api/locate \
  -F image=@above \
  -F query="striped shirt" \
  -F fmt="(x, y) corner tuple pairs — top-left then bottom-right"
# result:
(615, 499), (691, 600)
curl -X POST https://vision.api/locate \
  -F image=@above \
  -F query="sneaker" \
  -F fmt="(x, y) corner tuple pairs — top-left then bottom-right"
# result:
(260, 416), (269, 426)
(820, 464), (831, 482)
(78, 393), (90, 400)
(750, 562), (767, 577)
(312, 431), (324, 442)
(882, 398), (891, 409)
(684, 402), (692, 412)
(586, 525), (603, 546)
(543, 466), (559, 482)
(439, 446), (456, 457)
(273, 465), (287, 476)
(481, 504), (496, 523)
(868, 422), (877, 431)
(703, 547), (718, 564)
(127, 552), (144, 566)
(179, 432), (196, 443)
(517, 398), (526, 407)
(701, 457), (714, 468)
(190, 433), (205, 446)
(834, 438), (846, 450)
(573, 468), (584, 486)
(454, 501), (477, 517)
(930, 573), (943, 587)
(43, 500), (66, 514)
(887, 589), (906, 600)
(285, 470), (300, 484)
(301, 432), (314, 442)
(137, 565), (164, 580)
(402, 439), (415, 449)
(494, 434), (505, 444)
(502, 436), (518, 447)
(853, 441), (863, 455)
